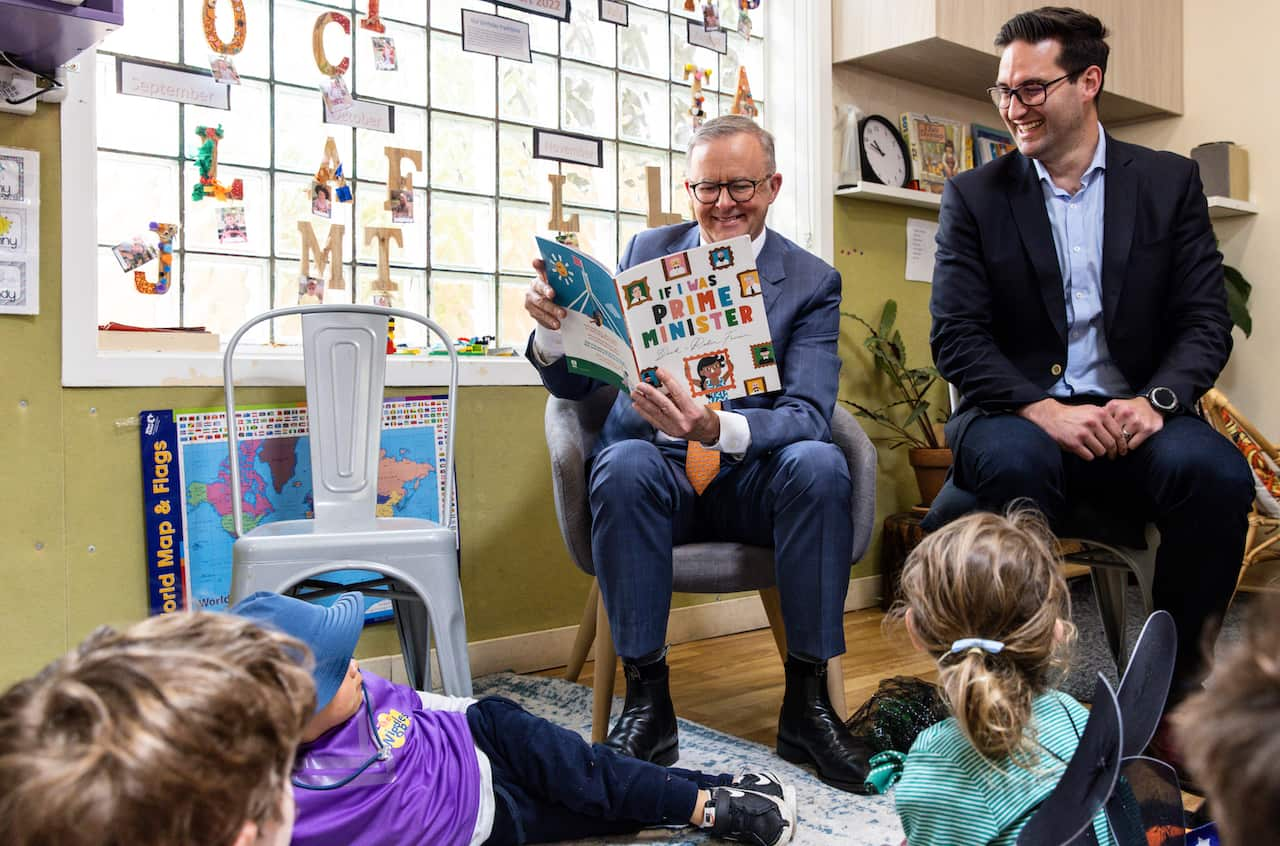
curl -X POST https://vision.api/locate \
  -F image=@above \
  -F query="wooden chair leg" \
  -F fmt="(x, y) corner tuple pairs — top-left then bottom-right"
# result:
(565, 580), (599, 683)
(826, 655), (848, 719)
(591, 593), (617, 744)
(758, 586), (788, 663)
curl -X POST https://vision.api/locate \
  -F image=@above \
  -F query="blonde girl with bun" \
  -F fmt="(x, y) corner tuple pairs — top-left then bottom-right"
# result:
(879, 508), (1117, 846)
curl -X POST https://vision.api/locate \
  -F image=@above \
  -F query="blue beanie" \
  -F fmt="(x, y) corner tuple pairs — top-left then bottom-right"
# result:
(231, 591), (363, 713)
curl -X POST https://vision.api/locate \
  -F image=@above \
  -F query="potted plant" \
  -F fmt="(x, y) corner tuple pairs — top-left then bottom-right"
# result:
(842, 300), (951, 507)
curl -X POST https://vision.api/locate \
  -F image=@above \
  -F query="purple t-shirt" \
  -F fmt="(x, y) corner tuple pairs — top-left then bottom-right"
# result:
(291, 672), (481, 846)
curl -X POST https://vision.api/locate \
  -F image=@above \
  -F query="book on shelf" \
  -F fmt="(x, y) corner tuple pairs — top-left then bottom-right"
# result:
(97, 323), (220, 352)
(971, 123), (1017, 167)
(900, 112), (970, 194)
(533, 234), (780, 404)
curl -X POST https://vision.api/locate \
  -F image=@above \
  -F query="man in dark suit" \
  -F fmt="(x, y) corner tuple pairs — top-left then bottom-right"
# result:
(524, 116), (873, 792)
(930, 8), (1254, 730)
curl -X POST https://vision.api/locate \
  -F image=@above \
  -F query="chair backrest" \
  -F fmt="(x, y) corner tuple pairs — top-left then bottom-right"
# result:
(223, 305), (458, 536)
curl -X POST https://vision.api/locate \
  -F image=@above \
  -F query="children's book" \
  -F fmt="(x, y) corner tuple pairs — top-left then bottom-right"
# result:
(534, 234), (780, 403)
(971, 122), (1016, 167)
(900, 112), (970, 193)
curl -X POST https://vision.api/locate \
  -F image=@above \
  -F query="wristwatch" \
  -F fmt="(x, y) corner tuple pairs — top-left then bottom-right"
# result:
(1145, 386), (1178, 415)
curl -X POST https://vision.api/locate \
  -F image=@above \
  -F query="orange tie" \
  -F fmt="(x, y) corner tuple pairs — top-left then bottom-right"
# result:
(684, 401), (722, 495)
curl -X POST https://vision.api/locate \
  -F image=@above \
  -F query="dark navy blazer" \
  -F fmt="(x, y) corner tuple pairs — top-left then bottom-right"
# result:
(930, 135), (1232, 453)
(529, 222), (844, 464)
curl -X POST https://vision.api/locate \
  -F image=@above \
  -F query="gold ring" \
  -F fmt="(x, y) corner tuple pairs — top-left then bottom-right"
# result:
(1122, 428), (1133, 441)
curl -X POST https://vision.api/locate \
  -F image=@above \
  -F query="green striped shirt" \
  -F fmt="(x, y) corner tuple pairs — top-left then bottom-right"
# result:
(894, 690), (1116, 845)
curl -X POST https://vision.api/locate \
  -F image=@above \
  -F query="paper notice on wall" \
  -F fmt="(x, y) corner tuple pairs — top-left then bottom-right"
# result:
(0, 146), (39, 315)
(905, 217), (937, 284)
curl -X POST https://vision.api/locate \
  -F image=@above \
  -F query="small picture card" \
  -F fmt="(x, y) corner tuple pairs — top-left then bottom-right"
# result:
(701, 1), (720, 30)
(217, 206), (248, 243)
(209, 54), (241, 84)
(461, 10), (532, 63)
(532, 127), (604, 167)
(112, 236), (158, 273)
(599, 0), (628, 25)
(0, 207), (29, 252)
(299, 274), (326, 304)
(319, 75), (355, 115)
(371, 36), (398, 71)
(311, 181), (333, 218)
(369, 291), (393, 308)
(323, 96), (396, 132)
(117, 56), (231, 110)
(737, 9), (752, 38)
(0, 257), (34, 314)
(687, 19), (727, 53)
(0, 153), (28, 202)
(494, 0), (571, 22)
(389, 189), (414, 223)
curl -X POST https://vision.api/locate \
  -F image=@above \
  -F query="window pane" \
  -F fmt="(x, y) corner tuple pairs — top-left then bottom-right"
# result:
(719, 31), (763, 93)
(498, 54), (557, 127)
(429, 0), (497, 34)
(561, 141), (616, 210)
(562, 2), (616, 66)
(498, 124), (557, 201)
(354, 21), (427, 105)
(430, 193), (495, 272)
(274, 85), (354, 176)
(355, 266), (428, 333)
(183, 254), (272, 338)
(618, 74), (669, 148)
(430, 32), (495, 117)
(719, 93), (763, 125)
(618, 213), (646, 259)
(97, 247), (181, 327)
(670, 151), (691, 219)
(185, 80), (272, 169)
(429, 272), (496, 339)
(98, 153), (182, 248)
(561, 61), (616, 139)
(430, 113), (496, 194)
(498, 275), (535, 349)
(671, 84), (718, 150)
(498, 8), (559, 54)
(498, 200), (549, 274)
(618, 145), (666, 214)
(618, 4), (668, 77)
(96, 54), (179, 157)
(670, 18), (718, 82)
(567, 207), (617, 270)
(182, 0), (270, 79)
(358, 0), (427, 26)
(356, 107), (428, 186)
(274, 171), (356, 259)
(275, 0), (355, 87)
(100, 0), (179, 63)
(355, 182), (428, 266)
(182, 165), (271, 257)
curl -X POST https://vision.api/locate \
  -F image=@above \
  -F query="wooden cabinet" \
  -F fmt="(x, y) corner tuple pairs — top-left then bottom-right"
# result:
(833, 0), (1182, 125)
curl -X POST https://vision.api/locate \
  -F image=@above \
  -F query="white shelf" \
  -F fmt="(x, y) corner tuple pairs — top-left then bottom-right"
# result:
(834, 181), (941, 210)
(1207, 196), (1258, 219)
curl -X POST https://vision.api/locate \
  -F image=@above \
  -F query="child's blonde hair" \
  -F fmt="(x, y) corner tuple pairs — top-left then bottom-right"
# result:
(0, 611), (316, 846)
(893, 508), (1074, 761)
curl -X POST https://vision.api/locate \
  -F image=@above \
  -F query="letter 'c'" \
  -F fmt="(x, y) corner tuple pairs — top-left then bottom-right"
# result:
(313, 12), (352, 77)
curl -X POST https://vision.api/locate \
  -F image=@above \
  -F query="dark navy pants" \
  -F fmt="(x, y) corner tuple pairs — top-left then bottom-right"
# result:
(953, 412), (1254, 700)
(470, 697), (731, 846)
(588, 438), (854, 661)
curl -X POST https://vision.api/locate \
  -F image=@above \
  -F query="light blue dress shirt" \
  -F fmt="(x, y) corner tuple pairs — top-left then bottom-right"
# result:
(1032, 126), (1131, 398)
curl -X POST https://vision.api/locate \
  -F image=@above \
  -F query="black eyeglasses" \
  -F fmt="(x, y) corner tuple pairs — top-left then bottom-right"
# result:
(687, 174), (773, 204)
(987, 71), (1081, 109)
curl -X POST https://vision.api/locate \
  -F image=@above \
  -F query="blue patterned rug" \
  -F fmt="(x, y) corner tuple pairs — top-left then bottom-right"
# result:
(473, 673), (904, 846)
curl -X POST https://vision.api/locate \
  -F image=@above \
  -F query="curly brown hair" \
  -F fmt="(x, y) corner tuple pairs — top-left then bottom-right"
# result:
(0, 611), (316, 846)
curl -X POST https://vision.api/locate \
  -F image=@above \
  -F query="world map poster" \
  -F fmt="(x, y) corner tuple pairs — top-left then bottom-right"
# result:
(139, 397), (455, 622)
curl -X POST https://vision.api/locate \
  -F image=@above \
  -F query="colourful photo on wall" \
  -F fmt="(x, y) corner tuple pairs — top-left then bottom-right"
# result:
(217, 206), (248, 244)
(662, 251), (691, 280)
(208, 54), (241, 84)
(311, 181), (333, 218)
(685, 349), (734, 401)
(111, 235), (157, 272)
(371, 36), (398, 70)
(390, 189), (414, 223)
(299, 274), (325, 304)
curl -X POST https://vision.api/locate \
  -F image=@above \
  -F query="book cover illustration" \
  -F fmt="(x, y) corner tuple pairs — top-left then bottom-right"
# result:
(900, 112), (970, 193)
(972, 123), (1016, 167)
(535, 234), (780, 403)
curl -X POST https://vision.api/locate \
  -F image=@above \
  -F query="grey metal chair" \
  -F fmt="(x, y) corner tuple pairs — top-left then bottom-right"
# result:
(224, 304), (471, 696)
(545, 387), (878, 741)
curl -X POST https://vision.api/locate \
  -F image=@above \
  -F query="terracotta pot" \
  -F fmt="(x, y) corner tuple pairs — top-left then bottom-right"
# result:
(908, 447), (953, 508)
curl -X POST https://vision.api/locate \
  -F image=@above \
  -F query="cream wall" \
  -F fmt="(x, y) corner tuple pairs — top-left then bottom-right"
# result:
(1110, 0), (1273, 430)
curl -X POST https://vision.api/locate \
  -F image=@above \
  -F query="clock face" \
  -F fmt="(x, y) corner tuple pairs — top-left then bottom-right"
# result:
(860, 117), (909, 187)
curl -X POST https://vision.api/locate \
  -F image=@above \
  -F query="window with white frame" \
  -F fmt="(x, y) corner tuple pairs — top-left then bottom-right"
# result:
(87, 0), (766, 357)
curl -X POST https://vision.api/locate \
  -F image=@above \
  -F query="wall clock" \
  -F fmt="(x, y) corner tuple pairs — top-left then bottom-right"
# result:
(858, 114), (912, 188)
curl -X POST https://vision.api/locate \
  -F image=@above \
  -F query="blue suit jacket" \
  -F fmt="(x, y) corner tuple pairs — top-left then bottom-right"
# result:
(930, 135), (1231, 453)
(529, 222), (844, 464)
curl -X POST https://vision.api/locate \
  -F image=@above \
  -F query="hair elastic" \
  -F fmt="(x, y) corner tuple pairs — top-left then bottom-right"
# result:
(950, 638), (1005, 655)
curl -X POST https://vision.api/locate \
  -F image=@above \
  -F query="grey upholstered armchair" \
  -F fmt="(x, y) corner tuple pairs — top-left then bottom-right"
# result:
(544, 387), (879, 741)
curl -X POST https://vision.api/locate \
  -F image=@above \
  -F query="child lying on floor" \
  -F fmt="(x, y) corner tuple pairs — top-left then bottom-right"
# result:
(233, 590), (799, 846)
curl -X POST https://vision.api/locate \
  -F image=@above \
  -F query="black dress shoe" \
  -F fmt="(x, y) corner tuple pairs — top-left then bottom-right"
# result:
(604, 652), (678, 765)
(776, 654), (875, 794)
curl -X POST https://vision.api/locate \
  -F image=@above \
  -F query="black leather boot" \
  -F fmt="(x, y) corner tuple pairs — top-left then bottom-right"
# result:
(604, 649), (678, 766)
(776, 654), (874, 794)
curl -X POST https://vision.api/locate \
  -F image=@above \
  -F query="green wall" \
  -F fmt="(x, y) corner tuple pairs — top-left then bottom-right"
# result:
(0, 104), (933, 687)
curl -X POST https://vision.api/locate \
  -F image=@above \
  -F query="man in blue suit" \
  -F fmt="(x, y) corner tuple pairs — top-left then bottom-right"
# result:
(525, 116), (873, 792)
(930, 7), (1254, 756)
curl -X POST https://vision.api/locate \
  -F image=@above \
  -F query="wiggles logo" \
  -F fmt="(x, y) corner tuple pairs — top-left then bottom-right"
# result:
(376, 709), (412, 749)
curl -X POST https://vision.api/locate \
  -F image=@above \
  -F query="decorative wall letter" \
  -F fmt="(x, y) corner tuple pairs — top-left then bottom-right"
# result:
(645, 166), (682, 228)
(297, 221), (347, 291)
(361, 0), (386, 33)
(546, 174), (580, 233)
(134, 222), (179, 295)
(191, 125), (244, 202)
(313, 11), (352, 77)
(202, 0), (247, 55)
(314, 137), (353, 203)
(682, 64), (712, 130)
(364, 227), (403, 291)
(382, 147), (423, 212)
(731, 67), (757, 118)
